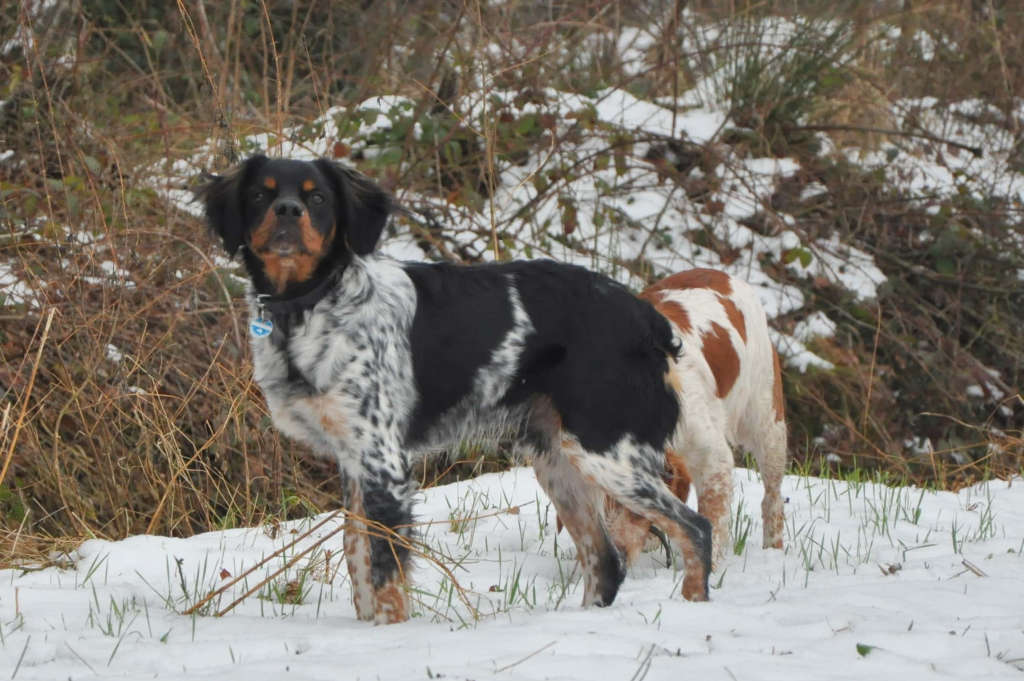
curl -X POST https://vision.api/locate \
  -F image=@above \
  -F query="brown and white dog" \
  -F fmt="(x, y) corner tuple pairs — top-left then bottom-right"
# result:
(605, 269), (787, 570)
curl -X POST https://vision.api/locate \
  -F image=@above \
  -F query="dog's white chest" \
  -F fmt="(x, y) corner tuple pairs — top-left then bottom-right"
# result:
(248, 257), (420, 463)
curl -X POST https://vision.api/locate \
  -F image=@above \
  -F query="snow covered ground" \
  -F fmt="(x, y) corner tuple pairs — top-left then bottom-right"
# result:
(2, 468), (1023, 680)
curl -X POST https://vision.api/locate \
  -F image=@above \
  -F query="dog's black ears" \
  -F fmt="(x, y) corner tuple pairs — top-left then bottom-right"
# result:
(193, 155), (269, 257)
(314, 158), (394, 256)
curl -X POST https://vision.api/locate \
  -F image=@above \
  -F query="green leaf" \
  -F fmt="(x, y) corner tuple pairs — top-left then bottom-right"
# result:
(856, 643), (875, 657)
(375, 147), (403, 166)
(515, 114), (537, 136)
(0, 486), (26, 522)
(151, 29), (169, 54)
(935, 256), (957, 276)
(443, 140), (463, 164)
(782, 247), (813, 268)
(613, 147), (627, 177)
(243, 16), (261, 37)
(83, 155), (102, 174)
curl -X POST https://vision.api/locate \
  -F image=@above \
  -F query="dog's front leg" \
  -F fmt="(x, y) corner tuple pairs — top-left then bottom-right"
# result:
(341, 474), (376, 622)
(342, 463), (415, 625)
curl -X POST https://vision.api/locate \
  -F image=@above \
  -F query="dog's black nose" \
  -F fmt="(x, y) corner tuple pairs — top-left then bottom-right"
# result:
(273, 198), (305, 218)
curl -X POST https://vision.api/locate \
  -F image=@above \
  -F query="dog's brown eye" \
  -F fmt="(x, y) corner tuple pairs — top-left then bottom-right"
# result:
(310, 192), (325, 206)
(252, 190), (266, 203)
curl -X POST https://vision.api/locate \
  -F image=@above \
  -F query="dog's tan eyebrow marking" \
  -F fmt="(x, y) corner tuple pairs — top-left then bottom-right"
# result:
(262, 176), (277, 190)
(302, 179), (316, 192)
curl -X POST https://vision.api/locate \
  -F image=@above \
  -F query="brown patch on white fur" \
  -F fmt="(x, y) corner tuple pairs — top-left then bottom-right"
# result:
(700, 322), (740, 398)
(603, 503), (649, 566)
(300, 394), (347, 440)
(373, 576), (409, 625)
(645, 268), (733, 296)
(665, 450), (692, 502)
(638, 268), (788, 570)
(717, 295), (747, 342)
(641, 297), (691, 334)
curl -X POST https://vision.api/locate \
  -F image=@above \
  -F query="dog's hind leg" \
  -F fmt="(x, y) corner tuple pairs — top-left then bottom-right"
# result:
(743, 416), (787, 551)
(756, 422), (786, 550)
(526, 397), (626, 607)
(735, 348), (788, 551)
(759, 351), (788, 551)
(533, 448), (626, 607)
(564, 439), (712, 602)
(677, 430), (734, 570)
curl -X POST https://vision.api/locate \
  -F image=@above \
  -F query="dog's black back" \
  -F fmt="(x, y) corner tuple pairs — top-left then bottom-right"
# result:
(402, 260), (679, 454)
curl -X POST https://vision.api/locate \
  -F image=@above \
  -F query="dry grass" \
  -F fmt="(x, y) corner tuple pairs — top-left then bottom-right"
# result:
(0, 0), (1021, 566)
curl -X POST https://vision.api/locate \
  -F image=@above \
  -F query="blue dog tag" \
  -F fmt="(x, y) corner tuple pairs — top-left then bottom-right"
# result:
(250, 317), (273, 337)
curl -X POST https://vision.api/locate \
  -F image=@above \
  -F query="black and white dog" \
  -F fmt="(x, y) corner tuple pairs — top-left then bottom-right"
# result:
(196, 155), (711, 624)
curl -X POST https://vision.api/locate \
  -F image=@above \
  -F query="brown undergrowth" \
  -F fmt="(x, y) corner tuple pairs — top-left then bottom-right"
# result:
(1, 1), (1021, 565)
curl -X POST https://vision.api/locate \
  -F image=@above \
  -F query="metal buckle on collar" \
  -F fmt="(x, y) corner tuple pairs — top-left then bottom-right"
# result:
(250, 294), (274, 338)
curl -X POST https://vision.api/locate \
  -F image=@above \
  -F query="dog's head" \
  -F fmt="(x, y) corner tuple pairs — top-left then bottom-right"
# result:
(195, 155), (393, 295)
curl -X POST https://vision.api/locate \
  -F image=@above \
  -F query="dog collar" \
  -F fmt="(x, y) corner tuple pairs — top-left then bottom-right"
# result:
(249, 268), (343, 338)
